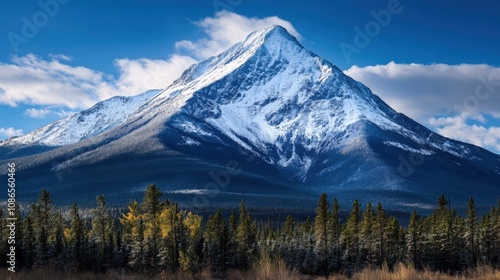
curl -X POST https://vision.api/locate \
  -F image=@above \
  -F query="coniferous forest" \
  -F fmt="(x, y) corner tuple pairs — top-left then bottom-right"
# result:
(1, 185), (500, 279)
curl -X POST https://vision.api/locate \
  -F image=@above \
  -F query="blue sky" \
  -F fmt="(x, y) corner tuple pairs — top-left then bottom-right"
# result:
(1, 0), (500, 153)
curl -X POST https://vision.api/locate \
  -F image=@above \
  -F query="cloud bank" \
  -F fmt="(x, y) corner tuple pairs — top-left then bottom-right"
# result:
(0, 54), (196, 110)
(345, 62), (500, 153)
(0, 127), (23, 138)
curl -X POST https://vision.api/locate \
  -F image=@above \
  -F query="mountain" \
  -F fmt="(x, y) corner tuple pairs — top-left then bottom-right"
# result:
(0, 89), (161, 159)
(1, 25), (499, 211)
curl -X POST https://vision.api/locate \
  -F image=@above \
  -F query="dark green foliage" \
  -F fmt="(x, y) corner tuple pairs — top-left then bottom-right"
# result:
(1, 188), (499, 276)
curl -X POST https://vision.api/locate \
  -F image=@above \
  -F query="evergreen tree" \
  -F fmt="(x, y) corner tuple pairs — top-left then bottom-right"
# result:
(181, 212), (202, 273)
(143, 184), (163, 217)
(204, 210), (229, 274)
(90, 195), (113, 268)
(314, 193), (330, 275)
(158, 202), (183, 272)
(141, 185), (164, 273)
(330, 197), (341, 271)
(236, 200), (256, 270)
(23, 216), (35, 269)
(343, 199), (361, 269)
(361, 202), (376, 265)
(385, 216), (403, 268)
(129, 218), (146, 272)
(465, 196), (478, 266)
(406, 209), (421, 267)
(375, 202), (386, 266)
(32, 189), (53, 265)
(51, 212), (65, 265)
(284, 215), (295, 236)
(68, 203), (85, 270)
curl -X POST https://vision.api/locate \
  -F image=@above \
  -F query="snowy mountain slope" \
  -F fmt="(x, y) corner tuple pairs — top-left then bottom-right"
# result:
(0, 89), (161, 158)
(1, 25), (499, 210)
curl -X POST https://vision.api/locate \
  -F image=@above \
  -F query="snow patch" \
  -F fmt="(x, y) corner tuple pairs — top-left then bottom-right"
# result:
(384, 141), (434, 155)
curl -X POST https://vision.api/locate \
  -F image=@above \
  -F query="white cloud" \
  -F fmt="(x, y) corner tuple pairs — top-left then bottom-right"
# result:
(344, 62), (500, 153)
(0, 11), (299, 112)
(429, 114), (500, 153)
(0, 127), (23, 138)
(344, 62), (500, 122)
(113, 55), (197, 97)
(175, 11), (302, 59)
(0, 53), (196, 110)
(24, 108), (75, 118)
(24, 108), (53, 118)
(0, 12), (299, 112)
(48, 54), (72, 61)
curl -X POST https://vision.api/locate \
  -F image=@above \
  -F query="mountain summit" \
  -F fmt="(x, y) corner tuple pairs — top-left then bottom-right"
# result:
(2, 26), (499, 210)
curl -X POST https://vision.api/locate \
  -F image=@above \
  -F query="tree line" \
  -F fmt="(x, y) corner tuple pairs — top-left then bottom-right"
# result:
(0, 185), (499, 277)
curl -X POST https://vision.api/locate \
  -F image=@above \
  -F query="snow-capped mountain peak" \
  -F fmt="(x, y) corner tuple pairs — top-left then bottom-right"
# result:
(1, 89), (161, 147)
(1, 25), (498, 209)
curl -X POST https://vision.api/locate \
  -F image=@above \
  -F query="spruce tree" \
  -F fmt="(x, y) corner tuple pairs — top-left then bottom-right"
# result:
(204, 210), (228, 274)
(343, 199), (361, 269)
(68, 203), (85, 270)
(330, 197), (341, 271)
(23, 216), (35, 269)
(51, 212), (65, 265)
(90, 195), (113, 267)
(236, 200), (256, 270)
(406, 209), (421, 267)
(314, 193), (330, 275)
(465, 196), (478, 266)
(361, 202), (375, 265)
(141, 185), (164, 273)
(31, 189), (53, 265)
(143, 184), (163, 217)
(129, 218), (146, 272)
(375, 202), (386, 266)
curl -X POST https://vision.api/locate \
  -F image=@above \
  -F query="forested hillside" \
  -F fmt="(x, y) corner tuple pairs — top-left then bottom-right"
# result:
(1, 185), (499, 278)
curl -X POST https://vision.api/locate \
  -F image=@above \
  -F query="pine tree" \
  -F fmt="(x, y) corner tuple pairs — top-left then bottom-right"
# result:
(143, 184), (163, 217)
(145, 216), (162, 274)
(129, 218), (146, 272)
(32, 189), (53, 265)
(51, 212), (65, 265)
(90, 195), (113, 268)
(465, 196), (478, 266)
(361, 202), (376, 265)
(385, 216), (403, 268)
(343, 199), (361, 269)
(284, 215), (295, 236)
(204, 210), (229, 274)
(330, 197), (341, 271)
(181, 211), (202, 273)
(141, 185), (164, 273)
(375, 202), (386, 267)
(314, 193), (330, 275)
(68, 203), (85, 270)
(23, 216), (35, 269)
(158, 202), (182, 272)
(236, 200), (256, 270)
(406, 209), (421, 267)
